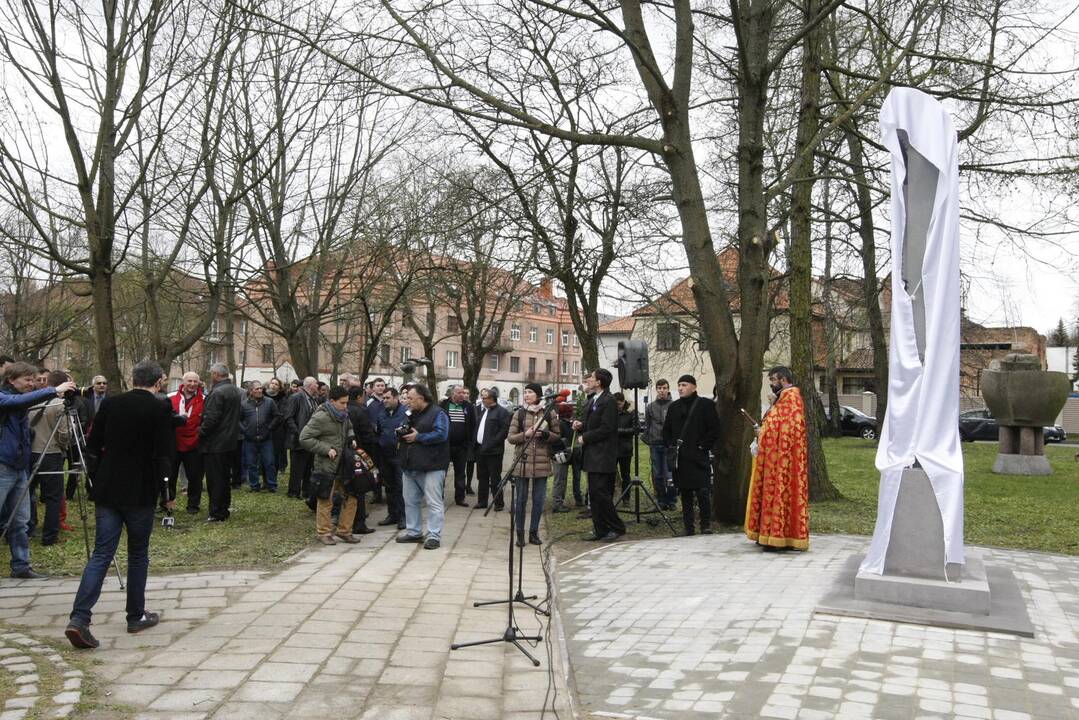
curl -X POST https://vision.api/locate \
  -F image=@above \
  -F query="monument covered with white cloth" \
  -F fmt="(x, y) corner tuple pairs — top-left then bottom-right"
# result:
(817, 88), (1032, 635)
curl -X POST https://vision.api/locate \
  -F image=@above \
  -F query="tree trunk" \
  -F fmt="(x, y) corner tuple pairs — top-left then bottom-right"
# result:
(90, 268), (123, 389)
(788, 0), (838, 501)
(822, 186), (842, 436)
(462, 358), (482, 400)
(845, 126), (889, 429)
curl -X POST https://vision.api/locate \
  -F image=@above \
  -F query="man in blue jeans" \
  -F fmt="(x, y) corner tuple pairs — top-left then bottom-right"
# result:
(65, 361), (175, 650)
(0, 362), (77, 579)
(643, 379), (677, 510)
(396, 384), (449, 550)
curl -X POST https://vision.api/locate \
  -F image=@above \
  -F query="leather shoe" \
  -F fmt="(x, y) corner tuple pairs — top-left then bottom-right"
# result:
(473, 503), (488, 509)
(423, 538), (440, 550)
(515, 534), (525, 547)
(10, 568), (47, 580)
(127, 611), (160, 634)
(455, 501), (469, 507)
(317, 534), (337, 545)
(582, 532), (604, 541)
(335, 533), (361, 544)
(529, 532), (542, 546)
(65, 621), (99, 649)
(377, 516), (397, 526)
(396, 534), (424, 543)
(600, 531), (621, 543)
(353, 527), (376, 535)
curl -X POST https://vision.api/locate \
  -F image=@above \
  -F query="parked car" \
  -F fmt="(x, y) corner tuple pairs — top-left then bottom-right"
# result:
(959, 408), (1067, 443)
(824, 405), (878, 440)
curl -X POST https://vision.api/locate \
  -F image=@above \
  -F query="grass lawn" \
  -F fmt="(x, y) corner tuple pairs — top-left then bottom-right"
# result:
(547, 438), (1079, 556)
(30, 485), (315, 577)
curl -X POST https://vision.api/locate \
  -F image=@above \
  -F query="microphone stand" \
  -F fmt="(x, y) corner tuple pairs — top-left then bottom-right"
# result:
(450, 395), (561, 666)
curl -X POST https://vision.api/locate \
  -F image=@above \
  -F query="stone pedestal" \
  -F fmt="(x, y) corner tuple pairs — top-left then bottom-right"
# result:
(854, 468), (990, 614)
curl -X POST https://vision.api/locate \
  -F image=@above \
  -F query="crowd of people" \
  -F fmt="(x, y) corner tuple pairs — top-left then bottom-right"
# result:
(0, 351), (808, 649)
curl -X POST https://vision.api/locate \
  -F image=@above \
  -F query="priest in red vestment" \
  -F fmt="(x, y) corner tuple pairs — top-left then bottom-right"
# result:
(745, 366), (810, 551)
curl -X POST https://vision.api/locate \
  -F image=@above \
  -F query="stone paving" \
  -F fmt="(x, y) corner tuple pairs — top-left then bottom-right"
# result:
(557, 533), (1079, 720)
(0, 504), (570, 720)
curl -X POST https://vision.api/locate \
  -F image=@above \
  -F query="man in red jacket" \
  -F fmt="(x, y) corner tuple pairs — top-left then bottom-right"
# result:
(169, 371), (205, 515)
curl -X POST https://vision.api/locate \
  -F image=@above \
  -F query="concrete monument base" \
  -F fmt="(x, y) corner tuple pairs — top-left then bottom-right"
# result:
(993, 453), (1052, 476)
(855, 550), (990, 614)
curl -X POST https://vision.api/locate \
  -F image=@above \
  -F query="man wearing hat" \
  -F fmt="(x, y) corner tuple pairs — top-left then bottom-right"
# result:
(662, 374), (721, 535)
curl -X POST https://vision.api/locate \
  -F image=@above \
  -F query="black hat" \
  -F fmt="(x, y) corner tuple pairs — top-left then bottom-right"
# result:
(524, 382), (544, 400)
(677, 374), (697, 386)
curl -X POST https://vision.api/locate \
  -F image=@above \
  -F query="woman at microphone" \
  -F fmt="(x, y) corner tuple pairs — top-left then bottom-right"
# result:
(507, 383), (562, 546)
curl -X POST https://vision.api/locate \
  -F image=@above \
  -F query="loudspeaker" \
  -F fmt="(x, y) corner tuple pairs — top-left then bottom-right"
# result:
(617, 340), (650, 389)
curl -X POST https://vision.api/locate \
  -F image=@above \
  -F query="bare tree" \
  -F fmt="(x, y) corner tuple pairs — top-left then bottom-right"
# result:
(0, 0), (212, 386)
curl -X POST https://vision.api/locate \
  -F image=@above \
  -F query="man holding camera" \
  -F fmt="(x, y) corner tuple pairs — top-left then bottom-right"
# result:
(397, 384), (450, 550)
(65, 361), (174, 649)
(662, 375), (721, 536)
(0, 363), (77, 578)
(28, 371), (73, 546)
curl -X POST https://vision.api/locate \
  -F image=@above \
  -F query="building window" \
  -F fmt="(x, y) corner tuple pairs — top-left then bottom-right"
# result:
(657, 323), (680, 351)
(446, 350), (458, 369)
(380, 344), (390, 365)
(529, 327), (538, 343)
(696, 331), (707, 351)
(561, 359), (568, 375)
(548, 304), (555, 316)
(561, 330), (570, 347)
(528, 357), (536, 376)
(447, 316), (460, 333)
(572, 360), (579, 376)
(489, 354), (500, 371)
(209, 318), (220, 338)
(400, 346), (412, 363)
(209, 348), (220, 365)
(572, 334), (578, 347)
(261, 344), (273, 363)
(510, 356), (520, 373)
(546, 329), (554, 345)
(510, 324), (521, 341)
(533, 302), (541, 313)
(545, 359), (553, 376)
(842, 377), (873, 394)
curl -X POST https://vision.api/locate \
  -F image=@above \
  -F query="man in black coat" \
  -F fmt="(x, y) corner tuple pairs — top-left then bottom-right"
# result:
(472, 387), (510, 510)
(65, 360), (174, 649)
(198, 364), (243, 522)
(661, 374), (721, 535)
(284, 376), (320, 499)
(573, 368), (625, 541)
(439, 385), (476, 508)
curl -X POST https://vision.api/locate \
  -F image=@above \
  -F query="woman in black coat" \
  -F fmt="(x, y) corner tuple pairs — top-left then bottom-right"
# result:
(661, 375), (721, 535)
(613, 392), (635, 501)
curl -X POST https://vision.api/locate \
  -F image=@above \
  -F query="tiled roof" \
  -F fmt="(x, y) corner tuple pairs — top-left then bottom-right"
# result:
(598, 316), (636, 334)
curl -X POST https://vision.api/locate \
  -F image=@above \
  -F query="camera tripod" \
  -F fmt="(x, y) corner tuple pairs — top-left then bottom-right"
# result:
(1, 397), (124, 587)
(450, 399), (559, 667)
(616, 387), (678, 535)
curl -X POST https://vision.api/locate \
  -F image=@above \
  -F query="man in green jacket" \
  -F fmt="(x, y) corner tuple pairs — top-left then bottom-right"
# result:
(299, 386), (358, 545)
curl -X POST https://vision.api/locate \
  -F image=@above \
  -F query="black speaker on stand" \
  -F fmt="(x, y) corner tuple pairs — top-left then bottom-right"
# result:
(614, 341), (677, 534)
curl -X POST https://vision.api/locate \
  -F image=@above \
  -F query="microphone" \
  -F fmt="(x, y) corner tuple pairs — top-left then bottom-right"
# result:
(542, 388), (572, 402)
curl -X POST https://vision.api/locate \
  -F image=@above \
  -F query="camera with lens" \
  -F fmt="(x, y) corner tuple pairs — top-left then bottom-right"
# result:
(394, 420), (412, 439)
(62, 388), (78, 408)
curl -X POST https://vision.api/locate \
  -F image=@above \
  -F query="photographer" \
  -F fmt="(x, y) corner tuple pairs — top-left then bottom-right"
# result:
(28, 371), (73, 546)
(0, 363), (77, 578)
(299, 386), (358, 545)
(396, 383), (449, 550)
(661, 375), (721, 536)
(64, 361), (174, 649)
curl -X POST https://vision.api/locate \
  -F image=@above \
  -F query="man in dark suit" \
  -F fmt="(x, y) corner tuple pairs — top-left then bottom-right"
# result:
(473, 387), (510, 511)
(65, 360), (174, 649)
(198, 364), (243, 522)
(284, 376), (320, 499)
(82, 375), (109, 426)
(573, 368), (625, 542)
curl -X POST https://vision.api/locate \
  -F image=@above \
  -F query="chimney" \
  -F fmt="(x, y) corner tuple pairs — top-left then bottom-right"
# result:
(538, 278), (554, 299)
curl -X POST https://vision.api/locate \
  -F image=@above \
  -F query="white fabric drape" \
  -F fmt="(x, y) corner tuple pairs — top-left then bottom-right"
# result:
(860, 88), (965, 575)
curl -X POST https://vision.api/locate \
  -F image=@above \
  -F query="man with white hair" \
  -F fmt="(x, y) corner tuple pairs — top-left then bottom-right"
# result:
(198, 364), (242, 522)
(169, 371), (206, 514)
(284, 376), (320, 499)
